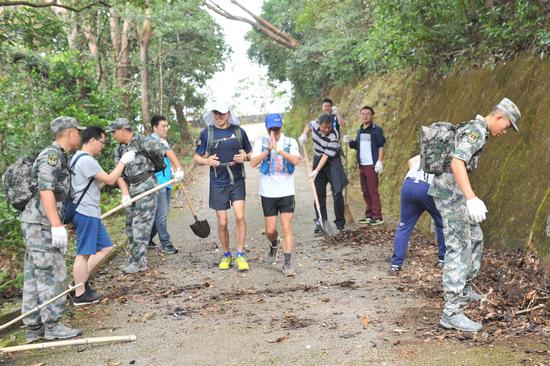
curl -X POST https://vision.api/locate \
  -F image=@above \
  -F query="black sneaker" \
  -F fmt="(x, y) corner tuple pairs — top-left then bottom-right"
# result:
(148, 240), (160, 249)
(368, 218), (384, 226)
(161, 244), (179, 254)
(73, 288), (102, 306)
(85, 281), (98, 297)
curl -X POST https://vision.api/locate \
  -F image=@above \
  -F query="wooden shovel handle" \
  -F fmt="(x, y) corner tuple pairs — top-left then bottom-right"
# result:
(180, 183), (198, 218)
(301, 145), (324, 225)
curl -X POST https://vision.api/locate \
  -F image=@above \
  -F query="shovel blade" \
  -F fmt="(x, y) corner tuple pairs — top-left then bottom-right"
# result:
(314, 218), (333, 238)
(190, 220), (210, 238)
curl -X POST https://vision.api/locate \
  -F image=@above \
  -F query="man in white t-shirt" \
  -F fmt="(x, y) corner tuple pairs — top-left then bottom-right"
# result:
(70, 126), (135, 305)
(251, 114), (300, 276)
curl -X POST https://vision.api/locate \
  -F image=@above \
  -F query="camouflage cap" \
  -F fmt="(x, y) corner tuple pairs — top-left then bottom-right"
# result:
(106, 118), (132, 133)
(495, 97), (521, 132)
(50, 116), (85, 134)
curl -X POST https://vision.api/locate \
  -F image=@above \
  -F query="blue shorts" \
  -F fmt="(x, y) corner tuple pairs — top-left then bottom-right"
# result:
(209, 178), (246, 210)
(73, 212), (113, 255)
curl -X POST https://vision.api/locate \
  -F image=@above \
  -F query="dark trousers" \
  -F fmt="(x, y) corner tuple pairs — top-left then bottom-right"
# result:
(391, 178), (446, 266)
(359, 165), (382, 219)
(314, 168), (345, 230)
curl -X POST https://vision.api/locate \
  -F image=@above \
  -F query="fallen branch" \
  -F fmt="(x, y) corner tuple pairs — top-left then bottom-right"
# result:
(514, 304), (545, 316)
(1, 335), (137, 353)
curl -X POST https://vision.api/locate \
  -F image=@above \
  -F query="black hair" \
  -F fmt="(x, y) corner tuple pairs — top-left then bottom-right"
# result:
(318, 113), (333, 125)
(82, 126), (106, 144)
(151, 115), (167, 129)
(322, 98), (333, 106)
(360, 105), (375, 115)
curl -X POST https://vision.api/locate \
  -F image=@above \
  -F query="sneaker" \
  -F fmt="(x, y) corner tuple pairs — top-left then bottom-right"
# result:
(44, 323), (82, 340)
(268, 237), (281, 260)
(368, 218), (384, 226)
(148, 240), (160, 249)
(282, 264), (296, 277)
(219, 256), (232, 270)
(73, 288), (102, 306)
(161, 244), (179, 254)
(235, 255), (249, 271)
(26, 324), (45, 344)
(389, 264), (401, 275)
(462, 288), (483, 302)
(122, 261), (148, 274)
(358, 217), (372, 224)
(85, 281), (98, 297)
(439, 312), (482, 332)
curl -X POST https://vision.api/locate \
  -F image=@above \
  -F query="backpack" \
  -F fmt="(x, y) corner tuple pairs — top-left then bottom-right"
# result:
(2, 156), (37, 211)
(138, 137), (166, 173)
(419, 122), (466, 175)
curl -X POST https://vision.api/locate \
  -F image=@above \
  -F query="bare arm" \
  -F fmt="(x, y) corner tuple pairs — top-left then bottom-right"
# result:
(166, 149), (182, 170)
(451, 158), (476, 200)
(408, 155), (420, 169)
(39, 190), (62, 227)
(336, 113), (345, 128)
(116, 177), (129, 196)
(250, 147), (270, 168)
(95, 162), (126, 186)
(277, 149), (300, 166)
(194, 152), (219, 167)
(301, 124), (311, 136)
(314, 154), (330, 173)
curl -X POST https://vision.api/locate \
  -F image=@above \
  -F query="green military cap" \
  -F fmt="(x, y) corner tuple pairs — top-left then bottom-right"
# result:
(50, 116), (85, 134)
(495, 98), (521, 132)
(106, 118), (132, 133)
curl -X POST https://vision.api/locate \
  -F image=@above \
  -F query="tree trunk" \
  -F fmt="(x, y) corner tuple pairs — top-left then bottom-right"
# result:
(173, 101), (192, 144)
(139, 12), (153, 132)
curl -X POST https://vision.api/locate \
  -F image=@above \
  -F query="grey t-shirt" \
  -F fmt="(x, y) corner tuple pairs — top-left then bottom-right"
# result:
(70, 151), (102, 218)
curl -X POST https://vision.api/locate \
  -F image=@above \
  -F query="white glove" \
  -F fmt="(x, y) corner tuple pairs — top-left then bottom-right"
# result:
(342, 135), (351, 144)
(332, 106), (338, 114)
(466, 197), (487, 223)
(122, 195), (132, 208)
(298, 134), (307, 146)
(374, 160), (383, 173)
(119, 150), (136, 165)
(51, 226), (68, 254)
(174, 168), (184, 182)
(309, 170), (318, 179)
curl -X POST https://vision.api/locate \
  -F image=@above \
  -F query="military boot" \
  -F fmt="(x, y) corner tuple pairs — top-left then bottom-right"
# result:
(439, 312), (482, 332)
(122, 261), (148, 274)
(44, 323), (82, 340)
(25, 324), (45, 343)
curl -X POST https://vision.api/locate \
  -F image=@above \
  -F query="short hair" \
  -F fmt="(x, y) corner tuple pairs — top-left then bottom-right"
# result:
(151, 115), (167, 129)
(360, 105), (375, 115)
(322, 98), (333, 106)
(82, 126), (106, 144)
(318, 113), (333, 125)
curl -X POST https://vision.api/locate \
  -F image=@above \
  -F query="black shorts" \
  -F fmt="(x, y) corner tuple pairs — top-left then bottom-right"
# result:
(209, 178), (246, 210)
(261, 195), (295, 217)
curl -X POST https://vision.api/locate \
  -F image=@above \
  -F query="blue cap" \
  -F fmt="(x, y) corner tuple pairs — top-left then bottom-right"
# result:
(265, 113), (283, 129)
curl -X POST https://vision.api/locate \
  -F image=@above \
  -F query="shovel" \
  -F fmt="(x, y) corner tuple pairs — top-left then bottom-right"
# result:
(180, 183), (210, 238)
(343, 144), (355, 224)
(301, 145), (334, 238)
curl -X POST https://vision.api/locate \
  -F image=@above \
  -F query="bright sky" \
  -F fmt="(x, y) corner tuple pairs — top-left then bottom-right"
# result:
(204, 0), (292, 116)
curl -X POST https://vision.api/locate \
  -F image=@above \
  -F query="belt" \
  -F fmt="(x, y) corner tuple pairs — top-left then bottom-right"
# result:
(128, 171), (153, 185)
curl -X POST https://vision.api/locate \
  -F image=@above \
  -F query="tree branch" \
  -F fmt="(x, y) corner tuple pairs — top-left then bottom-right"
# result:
(0, 0), (111, 12)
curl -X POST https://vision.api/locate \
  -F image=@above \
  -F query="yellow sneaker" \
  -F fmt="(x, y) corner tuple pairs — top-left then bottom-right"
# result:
(235, 255), (249, 271)
(219, 256), (232, 270)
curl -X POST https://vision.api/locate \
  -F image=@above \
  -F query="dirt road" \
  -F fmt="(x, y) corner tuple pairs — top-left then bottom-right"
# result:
(7, 124), (548, 366)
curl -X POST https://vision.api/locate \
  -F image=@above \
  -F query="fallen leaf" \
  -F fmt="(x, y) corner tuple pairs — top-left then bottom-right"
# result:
(142, 312), (155, 322)
(267, 335), (288, 343)
(360, 315), (369, 328)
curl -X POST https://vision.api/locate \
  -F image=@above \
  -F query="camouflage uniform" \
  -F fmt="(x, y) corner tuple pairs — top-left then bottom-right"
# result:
(20, 142), (70, 326)
(115, 135), (163, 267)
(428, 115), (488, 316)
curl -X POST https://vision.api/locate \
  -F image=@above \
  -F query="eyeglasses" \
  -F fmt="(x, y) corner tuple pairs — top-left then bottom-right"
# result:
(96, 139), (106, 145)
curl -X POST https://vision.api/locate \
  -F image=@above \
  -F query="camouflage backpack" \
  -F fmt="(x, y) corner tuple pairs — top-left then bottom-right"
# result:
(2, 156), (37, 211)
(419, 122), (466, 175)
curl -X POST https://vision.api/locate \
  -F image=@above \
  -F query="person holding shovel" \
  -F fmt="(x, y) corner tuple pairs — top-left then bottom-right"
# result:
(194, 102), (253, 271)
(298, 113), (348, 233)
(109, 118), (182, 274)
(250, 114), (300, 276)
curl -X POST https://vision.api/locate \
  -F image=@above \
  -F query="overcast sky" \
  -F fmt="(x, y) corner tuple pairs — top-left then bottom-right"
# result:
(203, 0), (292, 116)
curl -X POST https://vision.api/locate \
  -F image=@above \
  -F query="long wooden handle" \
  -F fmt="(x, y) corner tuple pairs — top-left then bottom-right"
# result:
(180, 183), (197, 218)
(301, 145), (324, 224)
(0, 283), (83, 331)
(1, 335), (137, 353)
(101, 178), (176, 219)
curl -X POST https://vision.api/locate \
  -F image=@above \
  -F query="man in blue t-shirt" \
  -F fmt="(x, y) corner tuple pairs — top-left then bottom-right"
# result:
(194, 103), (252, 271)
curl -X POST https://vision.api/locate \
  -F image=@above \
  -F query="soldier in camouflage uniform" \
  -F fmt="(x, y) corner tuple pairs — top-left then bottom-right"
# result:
(428, 98), (521, 332)
(108, 118), (166, 274)
(20, 117), (84, 342)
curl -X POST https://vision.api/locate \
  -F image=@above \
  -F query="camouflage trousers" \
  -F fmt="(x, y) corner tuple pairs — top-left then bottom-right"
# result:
(125, 191), (158, 266)
(21, 223), (66, 326)
(433, 195), (483, 316)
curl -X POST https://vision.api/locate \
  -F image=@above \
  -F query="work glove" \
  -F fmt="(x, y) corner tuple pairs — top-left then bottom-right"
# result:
(342, 135), (351, 144)
(466, 197), (487, 223)
(122, 195), (132, 208)
(174, 168), (185, 182)
(298, 134), (307, 146)
(51, 226), (68, 255)
(309, 170), (318, 179)
(374, 160), (384, 173)
(332, 106), (338, 114)
(119, 150), (136, 165)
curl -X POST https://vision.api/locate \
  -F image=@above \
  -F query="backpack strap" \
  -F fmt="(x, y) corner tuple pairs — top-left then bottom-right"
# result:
(207, 125), (214, 156)
(70, 152), (94, 210)
(234, 125), (243, 149)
